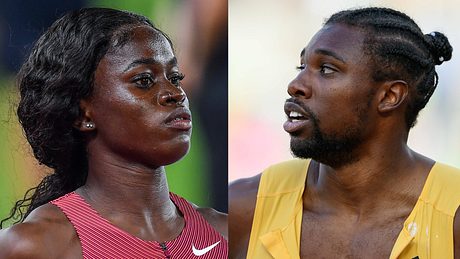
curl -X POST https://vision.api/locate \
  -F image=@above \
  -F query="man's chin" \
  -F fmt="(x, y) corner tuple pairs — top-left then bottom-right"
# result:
(290, 137), (314, 160)
(289, 136), (359, 168)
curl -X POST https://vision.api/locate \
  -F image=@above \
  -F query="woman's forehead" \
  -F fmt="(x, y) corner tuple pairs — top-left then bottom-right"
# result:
(102, 25), (175, 68)
(110, 24), (161, 46)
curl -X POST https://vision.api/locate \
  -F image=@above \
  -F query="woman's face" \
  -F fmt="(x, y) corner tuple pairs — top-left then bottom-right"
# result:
(86, 25), (192, 168)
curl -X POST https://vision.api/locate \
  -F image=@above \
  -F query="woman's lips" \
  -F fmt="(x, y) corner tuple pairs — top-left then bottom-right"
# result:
(165, 108), (192, 130)
(166, 117), (192, 130)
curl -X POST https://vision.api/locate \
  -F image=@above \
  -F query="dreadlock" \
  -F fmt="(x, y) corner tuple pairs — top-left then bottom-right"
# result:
(325, 7), (452, 128)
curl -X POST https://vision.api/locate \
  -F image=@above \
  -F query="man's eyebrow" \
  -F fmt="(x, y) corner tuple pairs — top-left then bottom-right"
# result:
(314, 49), (346, 63)
(123, 57), (178, 72)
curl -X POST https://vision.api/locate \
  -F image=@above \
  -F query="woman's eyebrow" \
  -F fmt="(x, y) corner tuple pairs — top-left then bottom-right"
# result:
(123, 57), (178, 72)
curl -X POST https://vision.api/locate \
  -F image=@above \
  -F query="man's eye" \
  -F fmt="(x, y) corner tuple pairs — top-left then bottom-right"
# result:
(319, 65), (335, 75)
(296, 64), (306, 71)
(133, 75), (154, 88)
(169, 73), (185, 87)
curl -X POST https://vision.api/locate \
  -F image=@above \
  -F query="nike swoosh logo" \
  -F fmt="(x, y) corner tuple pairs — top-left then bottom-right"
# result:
(192, 241), (221, 256)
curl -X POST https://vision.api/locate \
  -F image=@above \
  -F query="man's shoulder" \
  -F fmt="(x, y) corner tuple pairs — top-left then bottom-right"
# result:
(429, 162), (460, 204)
(229, 173), (261, 198)
(229, 159), (309, 202)
(258, 159), (310, 194)
(263, 159), (310, 174)
(432, 162), (460, 179)
(229, 173), (261, 219)
(0, 203), (79, 258)
(229, 173), (262, 258)
(419, 162), (460, 229)
(228, 159), (310, 223)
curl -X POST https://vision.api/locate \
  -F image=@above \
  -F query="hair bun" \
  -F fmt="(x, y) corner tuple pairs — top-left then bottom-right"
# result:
(425, 31), (453, 65)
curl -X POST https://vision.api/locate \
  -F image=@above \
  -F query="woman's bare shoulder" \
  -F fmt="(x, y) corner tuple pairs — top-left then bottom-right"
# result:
(184, 199), (227, 239)
(196, 206), (228, 239)
(0, 203), (81, 258)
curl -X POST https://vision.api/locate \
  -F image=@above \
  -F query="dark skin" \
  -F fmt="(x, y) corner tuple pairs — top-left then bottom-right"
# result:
(0, 25), (227, 258)
(229, 23), (460, 258)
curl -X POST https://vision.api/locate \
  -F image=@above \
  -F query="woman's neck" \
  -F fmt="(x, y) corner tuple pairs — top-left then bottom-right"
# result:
(77, 149), (184, 242)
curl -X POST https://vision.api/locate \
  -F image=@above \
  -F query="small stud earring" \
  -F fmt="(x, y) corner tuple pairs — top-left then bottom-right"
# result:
(85, 122), (95, 129)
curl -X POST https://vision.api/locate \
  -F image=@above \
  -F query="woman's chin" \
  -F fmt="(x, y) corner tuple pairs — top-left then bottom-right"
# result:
(161, 143), (191, 166)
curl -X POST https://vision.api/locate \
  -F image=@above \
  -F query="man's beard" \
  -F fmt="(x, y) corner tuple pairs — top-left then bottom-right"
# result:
(290, 104), (369, 168)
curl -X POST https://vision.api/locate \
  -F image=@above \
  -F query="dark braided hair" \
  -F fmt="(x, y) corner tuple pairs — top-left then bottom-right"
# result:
(1, 8), (173, 228)
(325, 7), (452, 128)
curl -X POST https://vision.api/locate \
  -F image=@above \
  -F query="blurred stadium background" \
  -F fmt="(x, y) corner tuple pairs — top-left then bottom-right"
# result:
(230, 0), (460, 181)
(0, 0), (228, 225)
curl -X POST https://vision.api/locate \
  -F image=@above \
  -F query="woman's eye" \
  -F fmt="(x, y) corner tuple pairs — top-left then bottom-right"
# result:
(133, 75), (154, 88)
(169, 73), (185, 87)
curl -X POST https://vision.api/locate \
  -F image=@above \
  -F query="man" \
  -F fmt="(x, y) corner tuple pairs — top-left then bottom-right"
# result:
(229, 7), (460, 259)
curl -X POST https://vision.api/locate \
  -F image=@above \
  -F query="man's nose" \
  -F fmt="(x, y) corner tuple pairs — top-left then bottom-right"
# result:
(287, 72), (312, 98)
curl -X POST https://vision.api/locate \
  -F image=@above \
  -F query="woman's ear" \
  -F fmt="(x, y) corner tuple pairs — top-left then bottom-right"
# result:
(377, 80), (409, 113)
(74, 99), (96, 132)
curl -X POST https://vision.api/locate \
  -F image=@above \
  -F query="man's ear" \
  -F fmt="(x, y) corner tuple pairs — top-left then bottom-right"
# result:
(377, 80), (409, 113)
(74, 99), (96, 132)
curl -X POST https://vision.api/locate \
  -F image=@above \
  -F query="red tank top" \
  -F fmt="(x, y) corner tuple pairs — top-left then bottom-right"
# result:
(50, 192), (228, 258)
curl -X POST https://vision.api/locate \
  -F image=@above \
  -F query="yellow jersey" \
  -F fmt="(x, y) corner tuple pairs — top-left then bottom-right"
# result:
(247, 159), (460, 259)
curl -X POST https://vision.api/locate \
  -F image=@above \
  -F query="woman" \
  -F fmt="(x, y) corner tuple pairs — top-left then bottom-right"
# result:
(0, 8), (227, 258)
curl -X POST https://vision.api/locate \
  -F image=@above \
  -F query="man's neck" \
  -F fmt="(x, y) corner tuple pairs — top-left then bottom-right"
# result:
(305, 142), (434, 218)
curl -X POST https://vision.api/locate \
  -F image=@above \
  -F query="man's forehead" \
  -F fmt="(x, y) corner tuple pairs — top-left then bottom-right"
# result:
(300, 24), (366, 62)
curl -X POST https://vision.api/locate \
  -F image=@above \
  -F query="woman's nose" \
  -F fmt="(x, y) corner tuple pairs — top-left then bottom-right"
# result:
(159, 89), (187, 106)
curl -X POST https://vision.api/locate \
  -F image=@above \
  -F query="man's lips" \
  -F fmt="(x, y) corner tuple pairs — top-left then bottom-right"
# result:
(165, 108), (192, 130)
(283, 101), (310, 133)
(284, 101), (310, 120)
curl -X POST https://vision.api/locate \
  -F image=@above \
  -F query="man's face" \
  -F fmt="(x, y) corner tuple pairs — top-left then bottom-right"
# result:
(284, 23), (379, 167)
